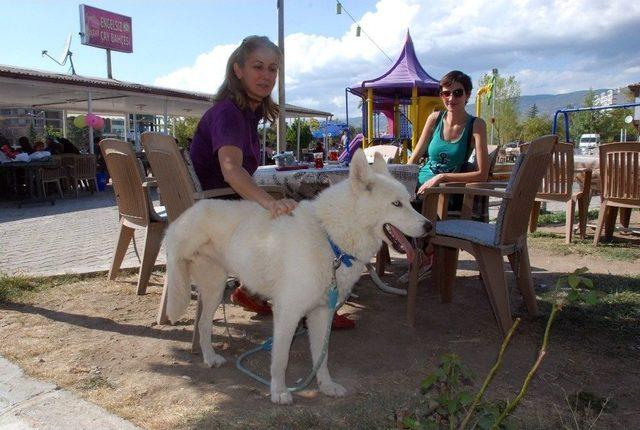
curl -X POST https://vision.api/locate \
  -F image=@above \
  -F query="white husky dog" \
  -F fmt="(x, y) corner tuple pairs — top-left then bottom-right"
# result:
(165, 149), (431, 404)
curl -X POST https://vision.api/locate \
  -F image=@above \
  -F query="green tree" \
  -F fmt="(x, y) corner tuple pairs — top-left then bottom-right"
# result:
(478, 73), (521, 145)
(527, 103), (539, 119)
(569, 89), (606, 143)
(520, 115), (553, 142)
(285, 118), (313, 151)
(173, 116), (200, 148)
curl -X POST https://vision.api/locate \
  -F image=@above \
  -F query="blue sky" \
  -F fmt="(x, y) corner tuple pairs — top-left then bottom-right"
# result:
(2, 0), (639, 117)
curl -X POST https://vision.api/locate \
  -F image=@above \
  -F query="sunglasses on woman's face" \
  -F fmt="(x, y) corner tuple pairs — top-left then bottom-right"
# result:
(440, 88), (465, 98)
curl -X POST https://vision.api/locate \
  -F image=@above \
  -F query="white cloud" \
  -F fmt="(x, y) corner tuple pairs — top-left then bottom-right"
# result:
(154, 0), (640, 117)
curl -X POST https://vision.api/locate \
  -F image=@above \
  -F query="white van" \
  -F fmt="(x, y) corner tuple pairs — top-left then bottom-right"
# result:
(578, 133), (601, 152)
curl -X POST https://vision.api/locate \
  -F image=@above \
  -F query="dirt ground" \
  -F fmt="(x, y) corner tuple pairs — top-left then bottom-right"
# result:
(1, 226), (639, 429)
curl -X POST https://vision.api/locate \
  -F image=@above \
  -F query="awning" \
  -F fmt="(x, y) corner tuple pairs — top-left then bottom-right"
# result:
(0, 64), (332, 118)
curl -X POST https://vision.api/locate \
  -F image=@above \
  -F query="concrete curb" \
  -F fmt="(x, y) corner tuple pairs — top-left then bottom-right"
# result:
(0, 355), (140, 430)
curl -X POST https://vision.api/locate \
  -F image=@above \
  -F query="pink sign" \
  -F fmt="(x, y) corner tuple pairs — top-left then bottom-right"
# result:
(79, 4), (133, 53)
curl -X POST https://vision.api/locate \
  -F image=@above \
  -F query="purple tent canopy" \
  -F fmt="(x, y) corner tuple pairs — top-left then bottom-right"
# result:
(349, 31), (440, 100)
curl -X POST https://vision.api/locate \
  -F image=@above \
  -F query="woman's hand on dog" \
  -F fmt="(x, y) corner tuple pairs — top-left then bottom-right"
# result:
(265, 198), (298, 218)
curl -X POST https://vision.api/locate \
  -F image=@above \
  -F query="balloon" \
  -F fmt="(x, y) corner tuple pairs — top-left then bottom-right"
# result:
(73, 115), (86, 128)
(92, 116), (104, 129)
(85, 113), (97, 127)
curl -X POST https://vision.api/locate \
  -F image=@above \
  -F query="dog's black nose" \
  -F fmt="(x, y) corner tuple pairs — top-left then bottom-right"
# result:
(423, 220), (433, 234)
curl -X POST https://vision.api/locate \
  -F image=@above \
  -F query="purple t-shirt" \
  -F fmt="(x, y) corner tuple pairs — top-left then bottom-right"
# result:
(190, 99), (261, 190)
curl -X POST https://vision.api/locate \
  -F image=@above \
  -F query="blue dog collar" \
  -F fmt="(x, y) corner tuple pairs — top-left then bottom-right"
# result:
(328, 237), (356, 268)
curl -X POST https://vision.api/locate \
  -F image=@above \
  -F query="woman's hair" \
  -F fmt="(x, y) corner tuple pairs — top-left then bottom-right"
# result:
(215, 35), (281, 123)
(439, 70), (473, 95)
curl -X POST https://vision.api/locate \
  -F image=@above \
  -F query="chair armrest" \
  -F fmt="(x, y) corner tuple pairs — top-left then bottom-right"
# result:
(194, 187), (237, 200)
(465, 181), (509, 189)
(573, 167), (592, 197)
(422, 185), (512, 199)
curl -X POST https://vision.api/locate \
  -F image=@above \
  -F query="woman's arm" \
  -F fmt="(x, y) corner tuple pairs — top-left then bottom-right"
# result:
(218, 145), (297, 217)
(417, 118), (489, 192)
(407, 111), (440, 165)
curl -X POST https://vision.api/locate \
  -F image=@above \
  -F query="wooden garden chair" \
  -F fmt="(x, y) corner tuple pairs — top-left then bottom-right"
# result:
(39, 155), (66, 199)
(99, 138), (168, 296)
(526, 142), (592, 243)
(407, 135), (557, 335)
(593, 142), (640, 245)
(67, 153), (97, 197)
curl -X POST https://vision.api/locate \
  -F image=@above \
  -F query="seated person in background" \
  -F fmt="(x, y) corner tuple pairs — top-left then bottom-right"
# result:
(264, 141), (275, 164)
(18, 136), (34, 154)
(189, 35), (355, 330)
(45, 137), (64, 155)
(404, 70), (489, 282)
(58, 137), (80, 154)
(33, 141), (45, 152)
(313, 139), (324, 154)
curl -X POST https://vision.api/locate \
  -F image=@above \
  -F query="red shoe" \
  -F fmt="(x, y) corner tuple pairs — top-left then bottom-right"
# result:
(331, 313), (355, 330)
(230, 287), (272, 315)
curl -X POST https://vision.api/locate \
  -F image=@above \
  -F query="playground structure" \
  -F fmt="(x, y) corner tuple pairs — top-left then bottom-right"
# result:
(552, 102), (640, 144)
(345, 31), (443, 161)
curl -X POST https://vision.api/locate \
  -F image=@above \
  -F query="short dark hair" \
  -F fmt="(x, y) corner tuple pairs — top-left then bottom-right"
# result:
(439, 70), (472, 95)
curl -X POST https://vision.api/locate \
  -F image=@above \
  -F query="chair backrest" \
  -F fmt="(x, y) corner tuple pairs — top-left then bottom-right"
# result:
(73, 154), (97, 179)
(99, 139), (150, 227)
(598, 142), (640, 205)
(521, 141), (574, 201)
(363, 144), (399, 164)
(495, 135), (556, 246)
(141, 132), (198, 222)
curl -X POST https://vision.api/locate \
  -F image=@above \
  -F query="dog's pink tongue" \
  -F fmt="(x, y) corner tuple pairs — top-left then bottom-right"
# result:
(388, 225), (415, 264)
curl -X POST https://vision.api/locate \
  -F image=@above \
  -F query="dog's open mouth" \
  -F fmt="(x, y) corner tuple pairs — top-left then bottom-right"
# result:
(383, 223), (415, 264)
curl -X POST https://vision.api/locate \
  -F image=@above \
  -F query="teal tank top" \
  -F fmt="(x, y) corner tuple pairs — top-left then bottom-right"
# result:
(418, 112), (475, 186)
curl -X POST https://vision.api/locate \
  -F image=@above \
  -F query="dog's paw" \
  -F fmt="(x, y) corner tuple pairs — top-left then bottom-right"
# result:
(319, 380), (346, 397)
(202, 352), (226, 368)
(270, 390), (293, 405)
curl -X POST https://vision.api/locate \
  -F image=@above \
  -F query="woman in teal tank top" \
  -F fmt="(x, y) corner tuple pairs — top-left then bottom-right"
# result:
(401, 71), (489, 283)
(408, 70), (489, 196)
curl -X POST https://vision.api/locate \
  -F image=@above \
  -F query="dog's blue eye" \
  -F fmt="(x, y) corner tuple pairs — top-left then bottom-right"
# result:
(392, 201), (402, 207)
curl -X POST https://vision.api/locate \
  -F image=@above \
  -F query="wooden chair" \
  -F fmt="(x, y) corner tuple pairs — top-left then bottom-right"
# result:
(407, 135), (557, 335)
(593, 142), (640, 245)
(99, 139), (168, 295)
(68, 154), (97, 197)
(526, 142), (592, 243)
(39, 155), (65, 199)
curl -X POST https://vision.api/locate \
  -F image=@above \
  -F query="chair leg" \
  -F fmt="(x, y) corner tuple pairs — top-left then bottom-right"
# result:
(474, 245), (513, 336)
(529, 201), (541, 233)
(576, 195), (588, 240)
(137, 221), (166, 295)
(438, 247), (458, 303)
(191, 295), (203, 354)
(376, 243), (390, 277)
(156, 274), (170, 325)
(406, 251), (421, 327)
(109, 221), (135, 280)
(55, 180), (64, 199)
(604, 206), (618, 240)
(507, 245), (538, 316)
(593, 201), (608, 245)
(565, 199), (575, 244)
(619, 208), (632, 229)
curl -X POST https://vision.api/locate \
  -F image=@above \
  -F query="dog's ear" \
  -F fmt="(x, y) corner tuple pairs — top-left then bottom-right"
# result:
(371, 152), (391, 176)
(349, 148), (374, 192)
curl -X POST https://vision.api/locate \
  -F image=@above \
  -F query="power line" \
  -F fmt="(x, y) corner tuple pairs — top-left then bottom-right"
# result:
(336, 1), (393, 63)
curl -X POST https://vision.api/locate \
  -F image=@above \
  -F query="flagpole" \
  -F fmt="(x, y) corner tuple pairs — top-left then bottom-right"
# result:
(490, 68), (497, 146)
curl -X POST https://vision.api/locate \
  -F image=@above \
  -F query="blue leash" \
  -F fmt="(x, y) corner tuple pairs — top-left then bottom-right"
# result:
(235, 237), (354, 392)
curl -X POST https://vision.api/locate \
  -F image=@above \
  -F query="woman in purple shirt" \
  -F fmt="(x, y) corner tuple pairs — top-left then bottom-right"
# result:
(190, 35), (297, 217)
